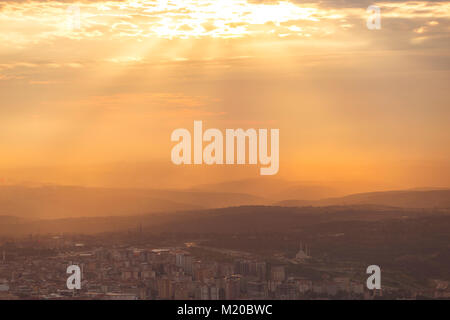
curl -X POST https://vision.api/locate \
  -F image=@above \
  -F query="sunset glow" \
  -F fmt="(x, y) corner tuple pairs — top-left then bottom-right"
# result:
(0, 0), (449, 189)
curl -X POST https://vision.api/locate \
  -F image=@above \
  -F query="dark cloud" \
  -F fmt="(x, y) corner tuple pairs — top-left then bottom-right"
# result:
(253, 0), (449, 9)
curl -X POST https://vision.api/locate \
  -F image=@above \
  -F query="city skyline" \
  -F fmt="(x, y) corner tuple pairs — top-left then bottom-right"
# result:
(0, 0), (449, 303)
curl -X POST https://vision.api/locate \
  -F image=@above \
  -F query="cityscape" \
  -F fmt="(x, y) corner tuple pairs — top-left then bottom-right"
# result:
(0, 0), (449, 305)
(1, 228), (448, 300)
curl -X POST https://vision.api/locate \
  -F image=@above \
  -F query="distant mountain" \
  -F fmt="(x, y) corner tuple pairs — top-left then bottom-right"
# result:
(0, 185), (264, 219)
(0, 215), (28, 224)
(407, 187), (450, 191)
(276, 189), (450, 209)
(189, 178), (342, 201)
(0, 204), (442, 235)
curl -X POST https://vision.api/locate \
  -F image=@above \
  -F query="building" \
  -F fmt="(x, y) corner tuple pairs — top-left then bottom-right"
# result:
(225, 275), (241, 300)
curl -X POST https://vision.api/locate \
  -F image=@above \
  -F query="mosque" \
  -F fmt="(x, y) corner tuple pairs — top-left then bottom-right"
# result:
(294, 242), (311, 263)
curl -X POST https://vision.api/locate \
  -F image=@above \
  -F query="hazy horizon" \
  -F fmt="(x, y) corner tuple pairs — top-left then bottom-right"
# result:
(1, 0), (449, 197)
(1, 160), (449, 192)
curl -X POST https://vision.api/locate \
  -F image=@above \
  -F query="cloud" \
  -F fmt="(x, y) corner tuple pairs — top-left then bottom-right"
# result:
(0, 1), (447, 48)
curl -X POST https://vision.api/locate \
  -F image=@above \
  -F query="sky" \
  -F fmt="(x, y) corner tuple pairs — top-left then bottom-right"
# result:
(0, 0), (449, 190)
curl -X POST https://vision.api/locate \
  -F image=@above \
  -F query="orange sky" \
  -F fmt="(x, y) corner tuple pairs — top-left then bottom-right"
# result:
(0, 0), (449, 190)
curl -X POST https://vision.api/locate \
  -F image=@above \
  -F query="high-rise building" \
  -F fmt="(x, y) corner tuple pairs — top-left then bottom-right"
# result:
(225, 275), (241, 300)
(157, 278), (173, 299)
(271, 265), (286, 282)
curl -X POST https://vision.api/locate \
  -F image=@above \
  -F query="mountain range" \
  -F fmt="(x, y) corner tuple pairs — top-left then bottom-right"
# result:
(0, 182), (448, 220)
(276, 189), (450, 209)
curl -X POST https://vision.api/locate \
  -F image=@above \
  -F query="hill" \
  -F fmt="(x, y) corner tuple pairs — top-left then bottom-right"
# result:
(0, 204), (444, 235)
(0, 185), (264, 219)
(276, 189), (450, 209)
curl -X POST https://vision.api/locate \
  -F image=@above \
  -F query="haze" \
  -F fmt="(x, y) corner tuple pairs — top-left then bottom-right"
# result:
(0, 0), (449, 192)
